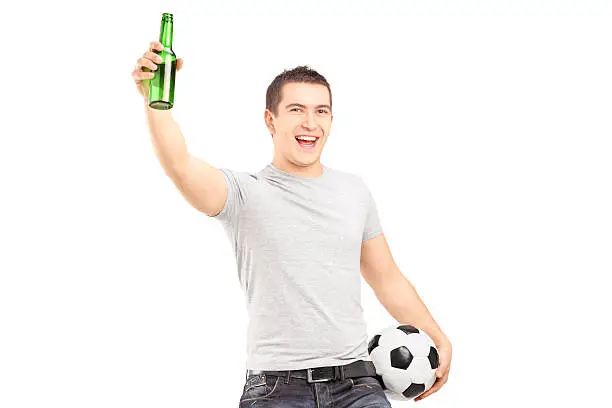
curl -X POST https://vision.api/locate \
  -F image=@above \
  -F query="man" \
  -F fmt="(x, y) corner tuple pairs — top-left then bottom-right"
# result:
(134, 41), (451, 407)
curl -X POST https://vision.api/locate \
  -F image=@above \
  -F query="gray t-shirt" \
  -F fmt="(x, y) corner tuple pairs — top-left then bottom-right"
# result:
(210, 162), (383, 370)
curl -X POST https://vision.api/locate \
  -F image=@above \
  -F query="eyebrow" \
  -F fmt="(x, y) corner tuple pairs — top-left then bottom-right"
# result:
(285, 103), (332, 111)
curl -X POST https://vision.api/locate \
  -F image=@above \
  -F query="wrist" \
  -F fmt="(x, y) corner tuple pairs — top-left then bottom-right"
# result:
(433, 333), (451, 348)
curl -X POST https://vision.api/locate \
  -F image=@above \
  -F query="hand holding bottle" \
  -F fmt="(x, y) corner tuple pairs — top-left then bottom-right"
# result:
(132, 40), (183, 101)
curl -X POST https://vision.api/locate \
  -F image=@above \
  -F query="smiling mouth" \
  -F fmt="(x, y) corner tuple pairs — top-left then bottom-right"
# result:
(295, 136), (319, 149)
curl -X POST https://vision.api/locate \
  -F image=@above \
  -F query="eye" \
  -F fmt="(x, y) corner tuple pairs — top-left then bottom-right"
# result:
(291, 107), (302, 112)
(318, 109), (329, 114)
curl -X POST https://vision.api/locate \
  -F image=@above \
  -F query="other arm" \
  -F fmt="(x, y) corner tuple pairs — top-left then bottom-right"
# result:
(360, 233), (453, 400)
(359, 234), (450, 347)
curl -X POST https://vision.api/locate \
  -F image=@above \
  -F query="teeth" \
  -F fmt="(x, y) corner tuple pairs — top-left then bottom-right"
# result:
(297, 136), (317, 141)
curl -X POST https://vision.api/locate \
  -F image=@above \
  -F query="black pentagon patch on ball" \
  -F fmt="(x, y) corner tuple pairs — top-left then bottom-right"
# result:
(367, 334), (381, 354)
(428, 346), (440, 369)
(403, 383), (426, 399)
(390, 346), (413, 369)
(397, 325), (420, 335)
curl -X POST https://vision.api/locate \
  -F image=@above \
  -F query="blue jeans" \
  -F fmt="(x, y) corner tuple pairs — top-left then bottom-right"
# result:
(239, 372), (392, 408)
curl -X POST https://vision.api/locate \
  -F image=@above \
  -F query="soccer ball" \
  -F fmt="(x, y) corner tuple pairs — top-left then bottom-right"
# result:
(367, 324), (440, 401)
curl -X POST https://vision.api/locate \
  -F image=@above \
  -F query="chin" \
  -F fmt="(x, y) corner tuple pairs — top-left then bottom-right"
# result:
(296, 156), (320, 164)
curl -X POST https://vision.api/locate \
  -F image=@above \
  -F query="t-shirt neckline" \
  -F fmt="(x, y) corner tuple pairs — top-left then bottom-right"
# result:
(266, 163), (328, 181)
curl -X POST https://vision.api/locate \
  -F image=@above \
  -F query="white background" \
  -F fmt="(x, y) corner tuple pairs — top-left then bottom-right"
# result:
(1, 1), (611, 407)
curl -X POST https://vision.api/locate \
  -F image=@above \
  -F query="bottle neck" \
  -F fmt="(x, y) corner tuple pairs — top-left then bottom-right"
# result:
(159, 20), (173, 49)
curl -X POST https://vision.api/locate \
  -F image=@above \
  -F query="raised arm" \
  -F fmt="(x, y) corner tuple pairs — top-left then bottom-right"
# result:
(143, 104), (227, 216)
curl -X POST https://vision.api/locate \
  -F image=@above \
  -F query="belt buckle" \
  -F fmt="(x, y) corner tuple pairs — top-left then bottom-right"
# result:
(306, 368), (330, 383)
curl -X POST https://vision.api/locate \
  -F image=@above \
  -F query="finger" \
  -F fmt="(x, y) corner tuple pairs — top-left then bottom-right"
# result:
(431, 376), (448, 392)
(437, 353), (451, 377)
(138, 56), (158, 72)
(415, 377), (444, 401)
(132, 71), (155, 81)
(439, 361), (451, 378)
(415, 384), (437, 401)
(415, 385), (437, 401)
(149, 41), (164, 52)
(176, 58), (183, 71)
(144, 51), (164, 65)
(436, 365), (447, 378)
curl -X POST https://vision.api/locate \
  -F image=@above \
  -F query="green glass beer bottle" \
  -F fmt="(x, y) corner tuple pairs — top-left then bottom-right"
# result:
(146, 13), (177, 110)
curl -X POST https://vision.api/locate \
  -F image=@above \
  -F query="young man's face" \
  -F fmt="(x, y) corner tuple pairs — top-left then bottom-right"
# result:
(265, 82), (333, 173)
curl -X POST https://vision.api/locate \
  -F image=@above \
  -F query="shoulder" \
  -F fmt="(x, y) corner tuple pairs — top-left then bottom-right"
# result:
(325, 166), (365, 186)
(219, 167), (261, 184)
(331, 167), (372, 196)
(217, 168), (262, 204)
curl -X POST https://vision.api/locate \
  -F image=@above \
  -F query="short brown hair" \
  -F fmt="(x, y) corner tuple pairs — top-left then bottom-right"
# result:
(266, 65), (332, 117)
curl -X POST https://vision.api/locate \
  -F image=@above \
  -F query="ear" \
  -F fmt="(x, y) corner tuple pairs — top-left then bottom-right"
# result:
(264, 109), (276, 133)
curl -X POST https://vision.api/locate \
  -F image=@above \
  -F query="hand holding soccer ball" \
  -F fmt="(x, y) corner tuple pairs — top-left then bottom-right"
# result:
(367, 324), (450, 401)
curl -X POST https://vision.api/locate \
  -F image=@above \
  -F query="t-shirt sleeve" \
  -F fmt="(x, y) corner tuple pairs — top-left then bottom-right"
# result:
(362, 182), (383, 242)
(209, 168), (251, 225)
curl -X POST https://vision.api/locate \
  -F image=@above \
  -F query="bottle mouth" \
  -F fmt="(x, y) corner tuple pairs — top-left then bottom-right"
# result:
(162, 13), (173, 21)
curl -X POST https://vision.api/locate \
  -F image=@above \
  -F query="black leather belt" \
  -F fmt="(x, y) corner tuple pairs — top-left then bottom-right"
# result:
(246, 359), (378, 383)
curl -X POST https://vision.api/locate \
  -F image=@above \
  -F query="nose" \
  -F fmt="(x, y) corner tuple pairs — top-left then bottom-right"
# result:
(302, 111), (317, 130)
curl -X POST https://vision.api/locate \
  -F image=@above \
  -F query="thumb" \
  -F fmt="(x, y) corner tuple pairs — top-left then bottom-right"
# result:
(176, 58), (183, 71)
(436, 367), (444, 378)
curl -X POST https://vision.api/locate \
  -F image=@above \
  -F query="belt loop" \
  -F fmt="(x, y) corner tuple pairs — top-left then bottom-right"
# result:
(285, 370), (291, 384)
(340, 366), (345, 381)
